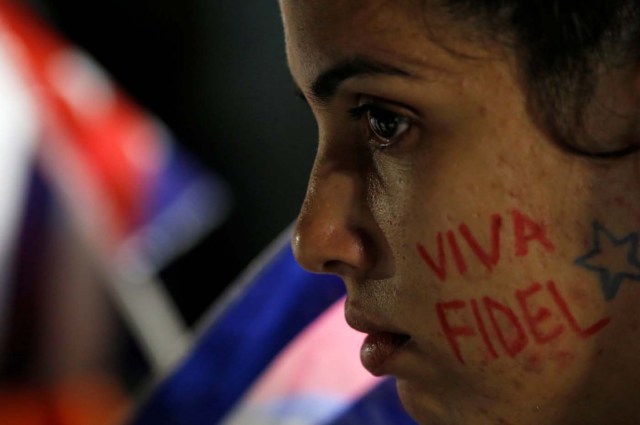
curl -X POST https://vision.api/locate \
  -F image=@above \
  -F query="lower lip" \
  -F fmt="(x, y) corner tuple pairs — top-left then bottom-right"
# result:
(360, 333), (411, 375)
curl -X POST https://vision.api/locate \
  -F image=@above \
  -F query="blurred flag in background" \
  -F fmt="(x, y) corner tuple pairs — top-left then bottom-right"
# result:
(129, 230), (416, 425)
(0, 0), (229, 423)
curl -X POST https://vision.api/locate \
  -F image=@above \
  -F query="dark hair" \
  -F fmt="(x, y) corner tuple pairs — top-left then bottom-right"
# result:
(439, 0), (640, 156)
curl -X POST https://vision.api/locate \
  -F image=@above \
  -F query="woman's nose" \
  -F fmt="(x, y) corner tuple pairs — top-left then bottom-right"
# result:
(292, 160), (381, 278)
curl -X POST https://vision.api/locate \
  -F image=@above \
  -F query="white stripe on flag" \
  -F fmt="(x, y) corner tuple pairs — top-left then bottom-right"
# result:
(0, 27), (39, 340)
(221, 298), (381, 425)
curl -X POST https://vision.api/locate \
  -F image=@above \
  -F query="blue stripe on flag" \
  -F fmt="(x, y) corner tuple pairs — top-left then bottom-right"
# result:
(8, 166), (54, 287)
(130, 237), (345, 425)
(143, 141), (228, 226)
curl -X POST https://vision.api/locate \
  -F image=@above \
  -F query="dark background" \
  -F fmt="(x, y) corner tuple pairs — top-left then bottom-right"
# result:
(23, 0), (317, 325)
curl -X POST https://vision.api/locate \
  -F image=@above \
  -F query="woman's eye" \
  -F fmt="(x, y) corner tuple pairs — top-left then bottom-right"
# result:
(368, 107), (410, 143)
(349, 103), (412, 148)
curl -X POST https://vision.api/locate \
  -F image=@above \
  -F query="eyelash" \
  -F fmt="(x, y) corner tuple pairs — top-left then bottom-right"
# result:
(348, 102), (413, 150)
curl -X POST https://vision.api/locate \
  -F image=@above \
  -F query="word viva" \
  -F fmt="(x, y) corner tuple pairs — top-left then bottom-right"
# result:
(417, 209), (555, 281)
(437, 281), (611, 365)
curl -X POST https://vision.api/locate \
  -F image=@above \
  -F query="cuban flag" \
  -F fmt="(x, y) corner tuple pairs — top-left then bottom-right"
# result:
(0, 0), (229, 372)
(129, 228), (416, 425)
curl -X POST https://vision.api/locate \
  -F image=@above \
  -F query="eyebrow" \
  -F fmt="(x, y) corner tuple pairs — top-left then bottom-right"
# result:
(308, 57), (413, 103)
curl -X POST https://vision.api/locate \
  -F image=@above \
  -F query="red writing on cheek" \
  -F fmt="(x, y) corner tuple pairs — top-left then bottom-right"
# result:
(436, 281), (611, 365)
(471, 299), (498, 360)
(484, 296), (529, 358)
(546, 281), (611, 337)
(417, 233), (447, 281)
(459, 214), (502, 272)
(417, 209), (554, 282)
(516, 282), (564, 344)
(447, 230), (469, 275)
(436, 301), (475, 365)
(512, 209), (556, 257)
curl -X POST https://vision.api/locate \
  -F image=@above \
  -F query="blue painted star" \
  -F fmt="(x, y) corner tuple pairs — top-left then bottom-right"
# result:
(574, 222), (640, 301)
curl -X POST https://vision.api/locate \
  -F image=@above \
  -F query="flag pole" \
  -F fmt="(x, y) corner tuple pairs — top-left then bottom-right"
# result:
(102, 269), (192, 375)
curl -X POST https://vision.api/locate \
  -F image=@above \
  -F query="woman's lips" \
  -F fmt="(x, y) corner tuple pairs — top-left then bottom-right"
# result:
(360, 332), (411, 376)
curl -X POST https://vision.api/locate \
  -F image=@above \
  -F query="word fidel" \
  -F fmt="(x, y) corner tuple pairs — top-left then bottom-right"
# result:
(416, 209), (555, 281)
(437, 280), (611, 364)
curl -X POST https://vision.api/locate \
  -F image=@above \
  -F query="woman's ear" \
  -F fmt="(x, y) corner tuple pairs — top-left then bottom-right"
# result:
(580, 63), (640, 154)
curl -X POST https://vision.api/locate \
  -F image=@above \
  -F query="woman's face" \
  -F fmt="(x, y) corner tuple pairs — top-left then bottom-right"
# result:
(281, 0), (640, 423)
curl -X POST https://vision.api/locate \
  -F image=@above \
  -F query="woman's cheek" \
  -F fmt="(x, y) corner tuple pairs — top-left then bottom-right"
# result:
(405, 207), (610, 365)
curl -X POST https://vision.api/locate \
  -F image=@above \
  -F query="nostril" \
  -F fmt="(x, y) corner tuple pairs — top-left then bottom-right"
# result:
(322, 259), (346, 273)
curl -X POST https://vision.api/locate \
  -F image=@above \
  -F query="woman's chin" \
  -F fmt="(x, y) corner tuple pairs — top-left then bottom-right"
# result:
(396, 379), (452, 425)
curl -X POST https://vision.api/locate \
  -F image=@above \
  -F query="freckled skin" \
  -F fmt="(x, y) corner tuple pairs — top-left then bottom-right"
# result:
(280, 0), (640, 423)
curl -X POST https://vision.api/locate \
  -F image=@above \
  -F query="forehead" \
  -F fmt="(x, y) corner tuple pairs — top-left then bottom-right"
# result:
(280, 0), (426, 37)
(279, 0), (502, 89)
